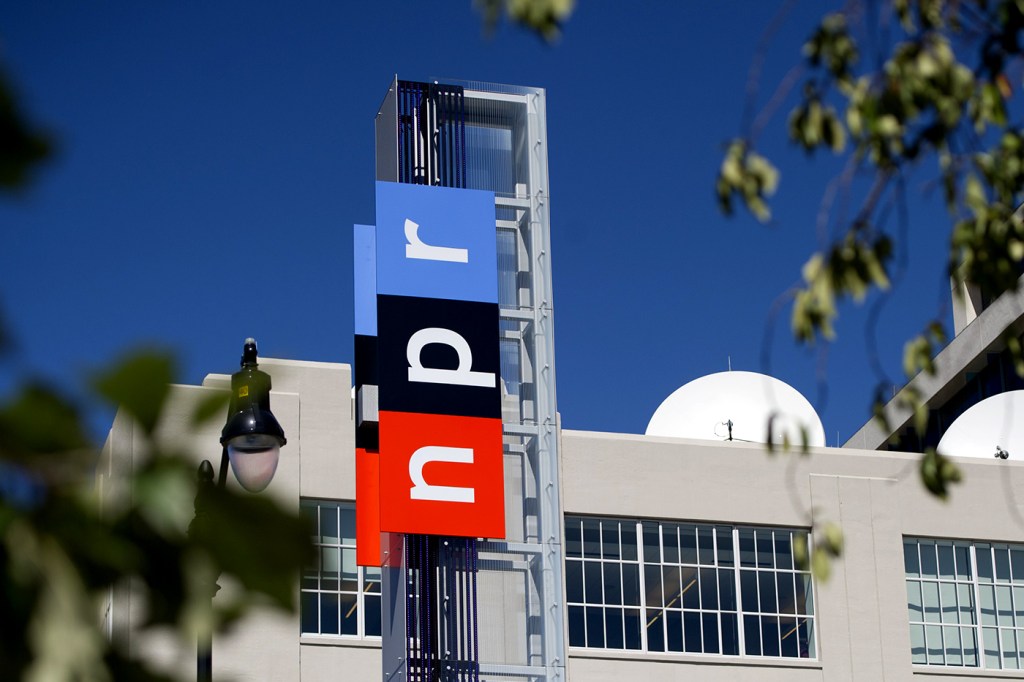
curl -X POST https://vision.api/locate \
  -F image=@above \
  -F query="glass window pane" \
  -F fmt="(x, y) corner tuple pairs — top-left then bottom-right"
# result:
(962, 626), (978, 666)
(301, 592), (318, 634)
(955, 544), (972, 580)
(780, 616), (798, 658)
(681, 566), (700, 610)
(983, 627), (1000, 668)
(584, 562), (603, 604)
(904, 540), (920, 577)
(602, 522), (621, 561)
(642, 522), (661, 563)
(1015, 586), (1024, 621)
(566, 560), (583, 604)
(700, 567), (718, 610)
(339, 593), (358, 635)
(605, 608), (624, 649)
(980, 584), (996, 625)
(944, 625), (962, 666)
(1003, 628), (1019, 669)
(583, 520), (601, 559)
(721, 612), (739, 655)
(665, 610), (683, 652)
(922, 581), (941, 623)
(910, 623), (926, 663)
(702, 612), (720, 654)
(621, 523), (638, 561)
(339, 508), (356, 546)
(678, 525), (698, 564)
(586, 606), (605, 649)
(320, 593), (339, 635)
(939, 582), (958, 624)
(717, 527), (734, 567)
(997, 547), (1013, 583)
(907, 580), (923, 620)
(997, 585), (1014, 626)
(978, 545), (994, 583)
(364, 595), (381, 637)
(1012, 549), (1024, 584)
(698, 527), (715, 565)
(756, 531), (775, 569)
(568, 606), (585, 646)
(739, 530), (756, 568)
(645, 564), (663, 607)
(778, 572), (796, 615)
(604, 563), (623, 605)
(740, 570), (758, 613)
(796, 574), (813, 615)
(799, 618), (815, 659)
(663, 566), (681, 608)
(719, 568), (736, 611)
(761, 615), (780, 656)
(925, 624), (943, 664)
(919, 542), (937, 579)
(684, 610), (702, 653)
(624, 609), (642, 650)
(622, 563), (641, 606)
(319, 506), (338, 545)
(565, 519), (582, 558)
(759, 571), (778, 614)
(958, 583), (976, 625)
(646, 609), (664, 652)
(662, 523), (679, 564)
(938, 543), (955, 579)
(743, 614), (761, 655)
(775, 532), (794, 570)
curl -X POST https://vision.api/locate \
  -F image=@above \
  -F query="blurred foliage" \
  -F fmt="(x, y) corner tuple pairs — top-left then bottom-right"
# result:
(711, 0), (1024, 502)
(0, 55), (313, 679)
(0, 347), (314, 681)
(476, 0), (575, 41)
(0, 65), (50, 191)
(503, 0), (1017, 580)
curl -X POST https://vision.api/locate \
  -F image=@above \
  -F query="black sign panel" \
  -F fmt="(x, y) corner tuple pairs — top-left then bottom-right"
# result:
(376, 294), (501, 420)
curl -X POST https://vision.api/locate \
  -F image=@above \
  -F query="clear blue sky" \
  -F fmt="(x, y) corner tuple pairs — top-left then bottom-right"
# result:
(0, 2), (954, 445)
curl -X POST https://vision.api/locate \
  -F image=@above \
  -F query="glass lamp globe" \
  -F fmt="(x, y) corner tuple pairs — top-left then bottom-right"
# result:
(226, 433), (281, 493)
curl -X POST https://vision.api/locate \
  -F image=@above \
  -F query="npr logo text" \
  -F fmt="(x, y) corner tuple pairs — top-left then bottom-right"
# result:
(374, 182), (505, 539)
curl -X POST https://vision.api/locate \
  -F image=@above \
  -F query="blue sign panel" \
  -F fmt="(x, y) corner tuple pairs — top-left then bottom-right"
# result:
(375, 181), (497, 304)
(353, 224), (377, 336)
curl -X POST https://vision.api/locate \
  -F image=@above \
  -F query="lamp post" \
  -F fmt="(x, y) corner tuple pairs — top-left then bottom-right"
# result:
(191, 338), (287, 682)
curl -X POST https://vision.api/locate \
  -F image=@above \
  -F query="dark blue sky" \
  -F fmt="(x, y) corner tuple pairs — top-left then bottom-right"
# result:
(0, 3), (954, 444)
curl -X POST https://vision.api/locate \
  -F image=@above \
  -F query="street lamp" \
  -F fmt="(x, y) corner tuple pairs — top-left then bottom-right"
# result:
(192, 337), (287, 682)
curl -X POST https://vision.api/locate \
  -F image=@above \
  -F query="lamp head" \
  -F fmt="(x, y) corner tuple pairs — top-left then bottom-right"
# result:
(221, 338), (286, 492)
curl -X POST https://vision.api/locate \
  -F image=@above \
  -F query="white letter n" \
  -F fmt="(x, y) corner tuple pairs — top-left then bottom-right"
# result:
(409, 446), (475, 503)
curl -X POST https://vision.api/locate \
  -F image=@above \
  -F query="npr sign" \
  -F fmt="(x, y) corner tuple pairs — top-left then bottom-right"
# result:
(370, 181), (505, 539)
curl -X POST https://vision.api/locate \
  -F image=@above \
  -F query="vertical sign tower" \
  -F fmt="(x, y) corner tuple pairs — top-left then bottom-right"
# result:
(359, 79), (564, 682)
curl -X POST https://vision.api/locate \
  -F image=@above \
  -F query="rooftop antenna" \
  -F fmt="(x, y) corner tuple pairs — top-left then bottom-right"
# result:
(728, 356), (732, 371)
(726, 419), (734, 441)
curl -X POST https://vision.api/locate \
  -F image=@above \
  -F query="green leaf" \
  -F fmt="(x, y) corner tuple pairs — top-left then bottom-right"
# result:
(190, 391), (230, 427)
(93, 351), (176, 435)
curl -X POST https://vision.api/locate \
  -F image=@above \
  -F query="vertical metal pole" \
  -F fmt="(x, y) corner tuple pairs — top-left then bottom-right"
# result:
(191, 448), (229, 682)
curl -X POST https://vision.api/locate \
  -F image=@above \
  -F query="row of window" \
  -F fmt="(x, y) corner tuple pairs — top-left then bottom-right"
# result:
(298, 501), (1024, 669)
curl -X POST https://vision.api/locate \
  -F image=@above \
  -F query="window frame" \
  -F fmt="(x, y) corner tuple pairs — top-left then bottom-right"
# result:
(300, 499), (381, 640)
(905, 537), (1024, 669)
(564, 516), (817, 659)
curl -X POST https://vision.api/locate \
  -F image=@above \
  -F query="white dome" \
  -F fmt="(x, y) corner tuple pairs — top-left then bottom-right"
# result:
(646, 371), (826, 447)
(937, 390), (1024, 460)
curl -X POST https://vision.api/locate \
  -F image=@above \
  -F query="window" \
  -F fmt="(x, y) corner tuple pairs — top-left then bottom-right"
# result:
(300, 500), (381, 638)
(905, 538), (1024, 669)
(564, 517), (815, 658)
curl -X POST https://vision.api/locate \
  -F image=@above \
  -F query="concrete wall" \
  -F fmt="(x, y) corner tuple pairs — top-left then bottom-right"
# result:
(561, 430), (1024, 681)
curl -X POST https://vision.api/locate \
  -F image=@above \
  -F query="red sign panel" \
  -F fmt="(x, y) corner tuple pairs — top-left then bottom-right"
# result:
(378, 411), (505, 539)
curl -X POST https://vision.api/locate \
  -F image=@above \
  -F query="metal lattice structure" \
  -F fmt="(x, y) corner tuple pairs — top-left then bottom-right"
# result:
(375, 78), (565, 682)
